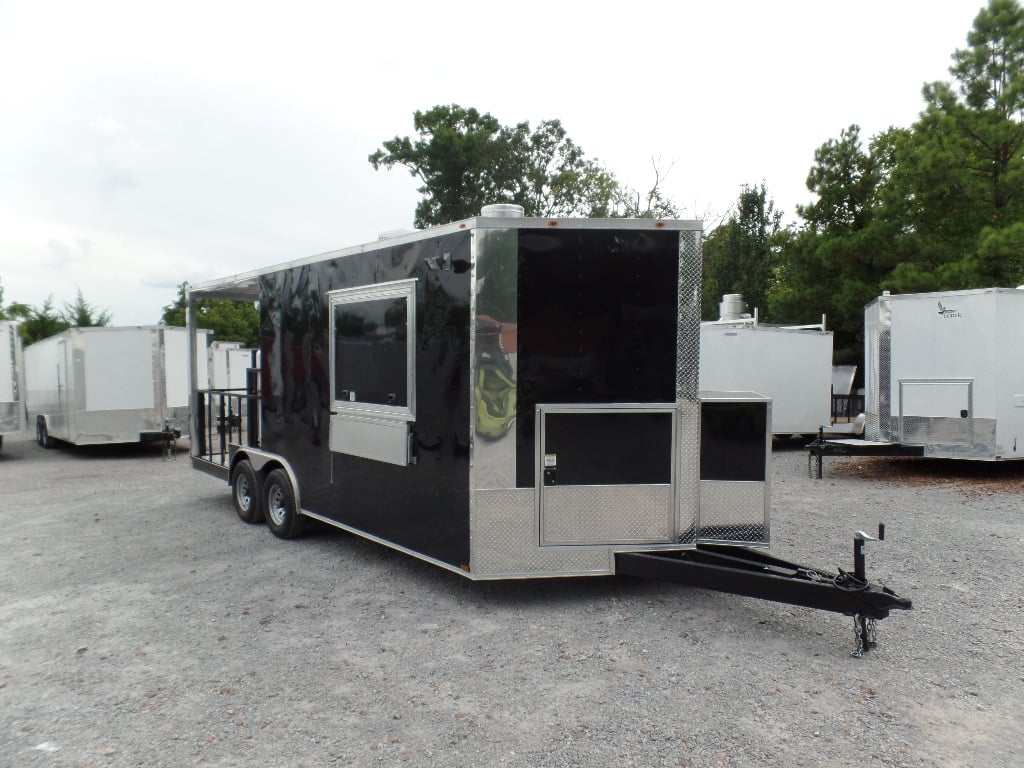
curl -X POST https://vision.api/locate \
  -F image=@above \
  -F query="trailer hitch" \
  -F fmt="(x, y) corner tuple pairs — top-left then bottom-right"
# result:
(849, 525), (888, 657)
(615, 522), (911, 656)
(161, 420), (178, 462)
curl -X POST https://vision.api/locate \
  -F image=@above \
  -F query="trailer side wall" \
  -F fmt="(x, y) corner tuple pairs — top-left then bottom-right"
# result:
(257, 231), (473, 567)
(0, 321), (25, 436)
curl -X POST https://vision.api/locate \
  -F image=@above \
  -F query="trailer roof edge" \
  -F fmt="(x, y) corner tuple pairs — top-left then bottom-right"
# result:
(188, 215), (703, 299)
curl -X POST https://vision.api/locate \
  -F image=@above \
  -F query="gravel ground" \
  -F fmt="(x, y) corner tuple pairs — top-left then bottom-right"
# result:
(1, 430), (1021, 768)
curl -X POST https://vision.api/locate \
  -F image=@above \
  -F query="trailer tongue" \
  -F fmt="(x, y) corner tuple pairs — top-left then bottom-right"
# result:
(616, 530), (912, 657)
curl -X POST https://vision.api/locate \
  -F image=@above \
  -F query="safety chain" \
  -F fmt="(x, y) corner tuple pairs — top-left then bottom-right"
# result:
(850, 614), (879, 658)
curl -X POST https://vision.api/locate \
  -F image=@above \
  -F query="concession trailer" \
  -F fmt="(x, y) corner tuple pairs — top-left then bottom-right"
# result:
(699, 295), (834, 438)
(0, 320), (26, 451)
(809, 287), (1024, 474)
(25, 325), (209, 448)
(188, 206), (909, 654)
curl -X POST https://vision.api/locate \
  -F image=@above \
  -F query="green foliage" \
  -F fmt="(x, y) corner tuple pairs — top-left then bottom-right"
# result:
(768, 126), (897, 362)
(701, 183), (784, 320)
(877, 0), (1024, 288)
(1, 280), (113, 344)
(0, 278), (31, 325)
(770, 1), (1024, 363)
(61, 288), (112, 328)
(21, 298), (71, 345)
(370, 104), (676, 227)
(162, 282), (260, 348)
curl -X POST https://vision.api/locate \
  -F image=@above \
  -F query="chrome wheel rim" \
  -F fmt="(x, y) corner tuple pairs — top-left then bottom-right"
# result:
(234, 475), (252, 512)
(267, 484), (287, 526)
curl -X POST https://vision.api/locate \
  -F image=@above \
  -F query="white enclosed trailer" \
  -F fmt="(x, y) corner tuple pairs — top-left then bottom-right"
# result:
(207, 341), (257, 391)
(863, 287), (1024, 460)
(25, 325), (209, 447)
(0, 320), (26, 450)
(811, 287), (1024, 469)
(699, 296), (834, 437)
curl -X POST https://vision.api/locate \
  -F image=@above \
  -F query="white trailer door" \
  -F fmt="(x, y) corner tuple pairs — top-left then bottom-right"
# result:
(899, 378), (973, 445)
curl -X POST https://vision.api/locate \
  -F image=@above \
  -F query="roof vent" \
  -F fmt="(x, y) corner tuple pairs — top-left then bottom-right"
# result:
(480, 204), (525, 218)
(718, 294), (750, 321)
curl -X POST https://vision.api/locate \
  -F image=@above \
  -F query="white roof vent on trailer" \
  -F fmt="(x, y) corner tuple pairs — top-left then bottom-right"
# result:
(718, 293), (751, 321)
(480, 204), (525, 218)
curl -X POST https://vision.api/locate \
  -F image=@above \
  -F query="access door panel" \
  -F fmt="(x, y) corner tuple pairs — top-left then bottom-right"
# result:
(538, 405), (676, 545)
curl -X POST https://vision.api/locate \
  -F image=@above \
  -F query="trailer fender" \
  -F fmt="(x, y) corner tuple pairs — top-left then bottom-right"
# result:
(229, 448), (303, 516)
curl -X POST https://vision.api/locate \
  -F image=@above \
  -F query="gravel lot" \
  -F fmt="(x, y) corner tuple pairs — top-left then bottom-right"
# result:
(1, 430), (1021, 768)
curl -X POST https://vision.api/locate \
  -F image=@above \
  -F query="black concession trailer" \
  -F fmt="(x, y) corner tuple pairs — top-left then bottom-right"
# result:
(187, 206), (909, 655)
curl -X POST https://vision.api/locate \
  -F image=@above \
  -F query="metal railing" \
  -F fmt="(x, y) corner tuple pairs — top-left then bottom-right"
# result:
(196, 368), (259, 465)
(831, 393), (864, 420)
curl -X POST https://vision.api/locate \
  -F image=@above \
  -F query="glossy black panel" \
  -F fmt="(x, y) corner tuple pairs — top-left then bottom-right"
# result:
(515, 229), (680, 488)
(699, 402), (767, 482)
(544, 411), (672, 486)
(257, 232), (472, 566)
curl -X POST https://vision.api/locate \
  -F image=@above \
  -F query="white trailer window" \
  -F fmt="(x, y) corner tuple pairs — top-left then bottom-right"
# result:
(328, 279), (416, 421)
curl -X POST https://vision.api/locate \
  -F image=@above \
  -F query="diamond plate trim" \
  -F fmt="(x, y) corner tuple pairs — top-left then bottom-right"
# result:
(903, 416), (997, 457)
(676, 230), (702, 544)
(541, 485), (673, 545)
(698, 480), (768, 545)
(471, 489), (614, 577)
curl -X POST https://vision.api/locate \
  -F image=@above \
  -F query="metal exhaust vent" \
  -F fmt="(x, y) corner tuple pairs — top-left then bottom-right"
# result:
(480, 204), (525, 218)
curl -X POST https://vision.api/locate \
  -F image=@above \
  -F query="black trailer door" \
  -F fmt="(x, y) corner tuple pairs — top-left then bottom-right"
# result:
(537, 404), (676, 545)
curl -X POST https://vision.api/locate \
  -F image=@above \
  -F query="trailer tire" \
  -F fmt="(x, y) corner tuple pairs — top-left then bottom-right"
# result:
(230, 460), (263, 524)
(263, 468), (306, 539)
(36, 418), (53, 449)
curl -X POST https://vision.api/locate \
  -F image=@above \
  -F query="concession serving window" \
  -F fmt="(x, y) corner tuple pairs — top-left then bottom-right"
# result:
(327, 279), (417, 466)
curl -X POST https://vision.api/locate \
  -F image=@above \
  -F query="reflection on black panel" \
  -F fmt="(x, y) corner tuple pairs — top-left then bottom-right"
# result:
(334, 297), (408, 407)
(700, 402), (767, 481)
(515, 229), (680, 487)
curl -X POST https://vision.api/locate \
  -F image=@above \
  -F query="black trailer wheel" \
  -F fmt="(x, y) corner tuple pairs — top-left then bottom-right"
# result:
(230, 460), (263, 524)
(36, 417), (53, 449)
(263, 468), (306, 539)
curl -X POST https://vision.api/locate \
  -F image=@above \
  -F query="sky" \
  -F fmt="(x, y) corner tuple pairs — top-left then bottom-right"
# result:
(0, 0), (991, 326)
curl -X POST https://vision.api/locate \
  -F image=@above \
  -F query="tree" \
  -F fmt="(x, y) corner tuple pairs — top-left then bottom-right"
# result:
(370, 104), (644, 227)
(611, 160), (681, 219)
(0, 281), (114, 343)
(61, 288), (112, 328)
(879, 0), (1024, 289)
(767, 126), (898, 362)
(162, 283), (260, 348)
(701, 183), (784, 320)
(0, 278), (32, 324)
(797, 125), (886, 234)
(21, 298), (70, 345)
(773, 1), (1024, 361)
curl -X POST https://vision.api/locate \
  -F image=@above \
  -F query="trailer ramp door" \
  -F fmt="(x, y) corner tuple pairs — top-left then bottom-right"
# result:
(538, 404), (676, 545)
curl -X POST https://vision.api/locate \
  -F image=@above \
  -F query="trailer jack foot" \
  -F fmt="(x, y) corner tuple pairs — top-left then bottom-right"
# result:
(851, 614), (878, 657)
(162, 422), (178, 462)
